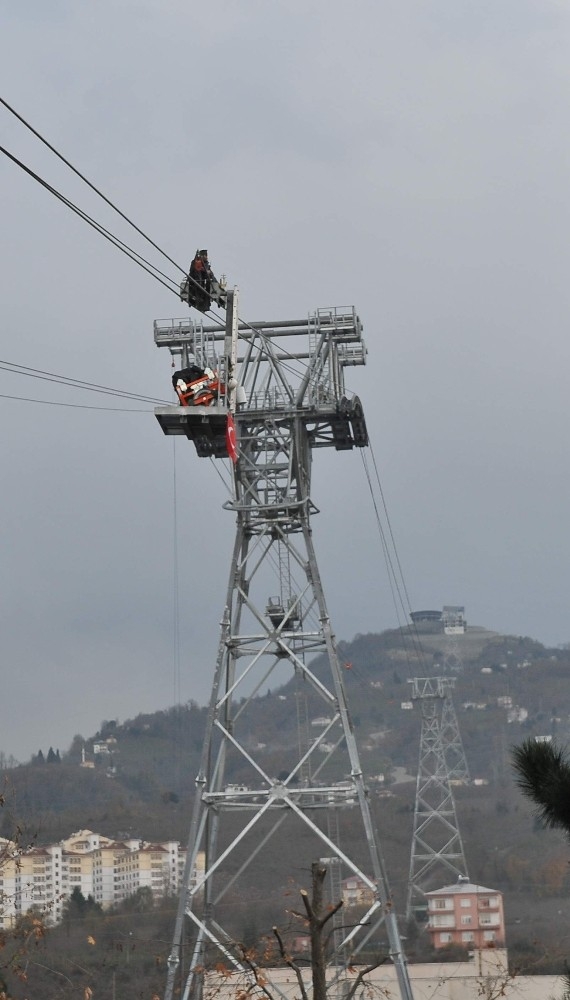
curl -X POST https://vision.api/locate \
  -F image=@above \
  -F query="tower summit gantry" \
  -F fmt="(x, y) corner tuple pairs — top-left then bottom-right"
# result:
(154, 295), (414, 1000)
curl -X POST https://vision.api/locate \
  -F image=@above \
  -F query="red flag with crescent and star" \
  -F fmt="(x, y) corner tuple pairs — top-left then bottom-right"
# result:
(225, 413), (238, 464)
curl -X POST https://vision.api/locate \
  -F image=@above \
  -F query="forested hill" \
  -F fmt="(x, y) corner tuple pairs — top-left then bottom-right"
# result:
(4, 623), (569, 850)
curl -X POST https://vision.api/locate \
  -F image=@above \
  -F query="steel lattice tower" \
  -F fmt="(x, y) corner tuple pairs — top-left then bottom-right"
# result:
(440, 686), (470, 783)
(406, 677), (468, 921)
(154, 296), (414, 1000)
(442, 606), (466, 674)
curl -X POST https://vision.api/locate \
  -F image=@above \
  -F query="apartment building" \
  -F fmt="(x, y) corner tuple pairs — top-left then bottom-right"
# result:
(0, 839), (65, 927)
(0, 830), (190, 927)
(426, 877), (505, 950)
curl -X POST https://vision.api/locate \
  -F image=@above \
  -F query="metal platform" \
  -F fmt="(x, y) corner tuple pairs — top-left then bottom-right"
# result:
(154, 404), (228, 458)
(154, 304), (369, 458)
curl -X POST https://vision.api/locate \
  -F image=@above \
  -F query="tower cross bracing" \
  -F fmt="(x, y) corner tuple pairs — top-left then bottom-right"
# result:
(154, 297), (414, 1000)
(406, 677), (469, 921)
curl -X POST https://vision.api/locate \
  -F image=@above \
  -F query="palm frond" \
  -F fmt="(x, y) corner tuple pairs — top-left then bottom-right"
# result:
(511, 739), (570, 838)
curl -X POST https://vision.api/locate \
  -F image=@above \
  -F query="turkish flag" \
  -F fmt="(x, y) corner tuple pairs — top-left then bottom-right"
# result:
(225, 413), (238, 464)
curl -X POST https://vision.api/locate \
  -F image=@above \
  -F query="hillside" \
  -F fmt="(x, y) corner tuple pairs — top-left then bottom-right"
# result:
(4, 623), (570, 965)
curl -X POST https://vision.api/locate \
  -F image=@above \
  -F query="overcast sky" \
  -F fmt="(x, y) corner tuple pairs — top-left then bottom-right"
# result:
(2, 1), (570, 762)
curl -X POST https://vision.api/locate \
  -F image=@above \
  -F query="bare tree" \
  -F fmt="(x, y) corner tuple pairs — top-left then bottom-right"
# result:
(206, 862), (388, 1000)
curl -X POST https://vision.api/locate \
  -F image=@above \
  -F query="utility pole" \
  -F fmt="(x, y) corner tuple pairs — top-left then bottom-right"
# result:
(154, 299), (414, 1000)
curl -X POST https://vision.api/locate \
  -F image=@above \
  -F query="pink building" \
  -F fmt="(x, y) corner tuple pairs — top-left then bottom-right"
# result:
(426, 878), (505, 950)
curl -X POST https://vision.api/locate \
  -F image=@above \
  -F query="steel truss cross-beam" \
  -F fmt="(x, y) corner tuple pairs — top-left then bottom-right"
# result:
(406, 677), (469, 921)
(154, 297), (414, 1000)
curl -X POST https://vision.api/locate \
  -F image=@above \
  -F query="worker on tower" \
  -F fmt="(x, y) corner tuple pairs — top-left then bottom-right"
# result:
(189, 249), (212, 294)
(180, 250), (227, 312)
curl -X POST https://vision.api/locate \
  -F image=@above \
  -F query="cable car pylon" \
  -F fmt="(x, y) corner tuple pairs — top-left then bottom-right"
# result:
(154, 292), (414, 1000)
(406, 677), (469, 923)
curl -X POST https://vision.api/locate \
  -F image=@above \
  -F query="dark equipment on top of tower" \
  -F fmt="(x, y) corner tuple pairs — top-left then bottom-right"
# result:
(180, 249), (227, 313)
(171, 365), (224, 408)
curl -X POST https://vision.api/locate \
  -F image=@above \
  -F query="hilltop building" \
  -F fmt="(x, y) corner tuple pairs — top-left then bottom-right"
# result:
(426, 878), (505, 950)
(0, 830), (199, 928)
(409, 606), (467, 635)
(442, 606), (466, 635)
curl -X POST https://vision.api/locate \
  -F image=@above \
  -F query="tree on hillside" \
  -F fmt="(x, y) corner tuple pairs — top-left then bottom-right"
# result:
(62, 886), (102, 922)
(117, 886), (154, 913)
(512, 738), (570, 837)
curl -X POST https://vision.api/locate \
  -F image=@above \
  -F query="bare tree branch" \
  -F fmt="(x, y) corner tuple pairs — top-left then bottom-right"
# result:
(236, 944), (278, 1000)
(343, 958), (389, 1000)
(272, 926), (310, 1000)
(319, 899), (343, 930)
(300, 889), (314, 923)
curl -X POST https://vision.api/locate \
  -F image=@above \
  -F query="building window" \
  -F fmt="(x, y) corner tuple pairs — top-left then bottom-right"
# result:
(432, 915), (454, 928)
(433, 898), (453, 910)
(461, 916), (472, 925)
(460, 898), (471, 908)
(439, 933), (453, 944)
(462, 932), (474, 942)
(483, 931), (496, 942)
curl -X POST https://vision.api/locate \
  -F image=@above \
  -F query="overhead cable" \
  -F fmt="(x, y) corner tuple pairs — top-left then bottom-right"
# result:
(1, 145), (181, 297)
(360, 445), (428, 673)
(1, 95), (187, 275)
(1, 103), (321, 389)
(0, 392), (150, 412)
(0, 359), (171, 404)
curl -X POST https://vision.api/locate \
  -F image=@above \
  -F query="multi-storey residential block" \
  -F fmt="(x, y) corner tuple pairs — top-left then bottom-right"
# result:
(0, 840), (65, 927)
(426, 878), (505, 950)
(0, 830), (190, 927)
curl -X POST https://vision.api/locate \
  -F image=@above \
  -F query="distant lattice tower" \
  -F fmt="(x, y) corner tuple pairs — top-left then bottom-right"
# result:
(406, 677), (469, 921)
(154, 295), (414, 1000)
(442, 605), (466, 674)
(440, 680), (470, 783)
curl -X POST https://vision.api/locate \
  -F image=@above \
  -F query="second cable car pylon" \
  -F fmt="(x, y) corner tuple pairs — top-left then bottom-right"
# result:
(154, 290), (414, 1000)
